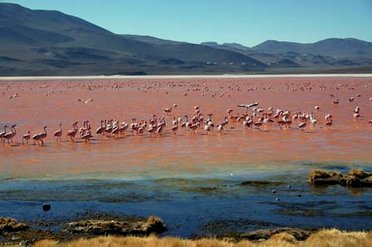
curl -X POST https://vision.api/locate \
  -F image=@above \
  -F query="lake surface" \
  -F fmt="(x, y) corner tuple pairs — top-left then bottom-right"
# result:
(0, 76), (371, 236)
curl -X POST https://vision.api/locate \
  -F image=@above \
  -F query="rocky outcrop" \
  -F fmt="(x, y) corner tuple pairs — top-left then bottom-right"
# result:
(309, 169), (372, 187)
(0, 218), (29, 234)
(239, 227), (314, 241)
(63, 216), (166, 236)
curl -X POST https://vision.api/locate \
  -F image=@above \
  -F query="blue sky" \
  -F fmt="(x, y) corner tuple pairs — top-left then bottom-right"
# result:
(1, 0), (372, 47)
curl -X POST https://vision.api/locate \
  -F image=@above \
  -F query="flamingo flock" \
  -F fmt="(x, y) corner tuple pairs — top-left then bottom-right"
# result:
(1, 78), (371, 147)
(0, 100), (370, 147)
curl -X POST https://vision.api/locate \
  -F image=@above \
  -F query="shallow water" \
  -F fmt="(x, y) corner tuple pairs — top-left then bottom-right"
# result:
(0, 162), (371, 236)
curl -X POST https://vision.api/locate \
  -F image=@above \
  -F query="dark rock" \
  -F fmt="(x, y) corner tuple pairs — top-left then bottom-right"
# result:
(0, 218), (29, 233)
(63, 216), (166, 236)
(42, 203), (51, 212)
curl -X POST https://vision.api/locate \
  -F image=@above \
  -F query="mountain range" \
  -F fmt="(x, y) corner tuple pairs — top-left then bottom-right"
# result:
(1, 3), (372, 76)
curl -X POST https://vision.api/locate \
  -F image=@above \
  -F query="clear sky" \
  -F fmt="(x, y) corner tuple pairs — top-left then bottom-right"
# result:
(1, 0), (372, 47)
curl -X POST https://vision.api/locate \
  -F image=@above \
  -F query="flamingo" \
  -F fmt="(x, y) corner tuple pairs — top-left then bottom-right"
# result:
(164, 107), (172, 115)
(22, 131), (31, 144)
(298, 122), (306, 130)
(4, 124), (16, 145)
(171, 123), (178, 135)
(81, 130), (92, 143)
(254, 118), (264, 128)
(54, 123), (62, 142)
(32, 126), (47, 146)
(309, 114), (317, 125)
(96, 120), (105, 138)
(204, 124), (211, 132)
(79, 121), (92, 143)
(81, 122), (93, 143)
(130, 118), (139, 133)
(137, 123), (145, 135)
(0, 125), (8, 143)
(112, 121), (120, 138)
(9, 93), (19, 99)
(105, 120), (114, 136)
(325, 114), (333, 121)
(156, 124), (164, 134)
(79, 121), (87, 137)
(206, 115), (214, 128)
(119, 121), (128, 135)
(67, 121), (78, 142)
(147, 124), (156, 135)
(326, 119), (333, 127)
(324, 114), (333, 127)
(217, 124), (224, 131)
(188, 122), (199, 133)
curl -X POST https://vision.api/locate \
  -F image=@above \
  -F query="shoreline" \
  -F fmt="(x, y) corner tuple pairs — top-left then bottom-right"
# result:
(1, 73), (372, 81)
(1, 215), (371, 246)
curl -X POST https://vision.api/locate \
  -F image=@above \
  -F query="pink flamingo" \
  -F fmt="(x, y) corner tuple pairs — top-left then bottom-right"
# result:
(22, 131), (31, 144)
(4, 124), (16, 145)
(171, 121), (178, 134)
(54, 123), (63, 142)
(32, 126), (47, 146)
(112, 121), (120, 138)
(96, 120), (105, 138)
(298, 122), (306, 130)
(164, 107), (172, 115)
(67, 121), (78, 142)
(81, 121), (92, 143)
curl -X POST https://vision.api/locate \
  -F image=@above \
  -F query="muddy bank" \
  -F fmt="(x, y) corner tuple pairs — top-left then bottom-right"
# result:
(0, 216), (334, 245)
(0, 215), (166, 245)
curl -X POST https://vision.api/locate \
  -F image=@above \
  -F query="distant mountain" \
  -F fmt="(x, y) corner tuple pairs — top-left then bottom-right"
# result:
(252, 38), (372, 58)
(0, 3), (371, 75)
(0, 3), (268, 75)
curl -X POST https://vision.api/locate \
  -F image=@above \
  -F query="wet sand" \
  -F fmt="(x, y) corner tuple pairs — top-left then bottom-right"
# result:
(0, 76), (371, 237)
